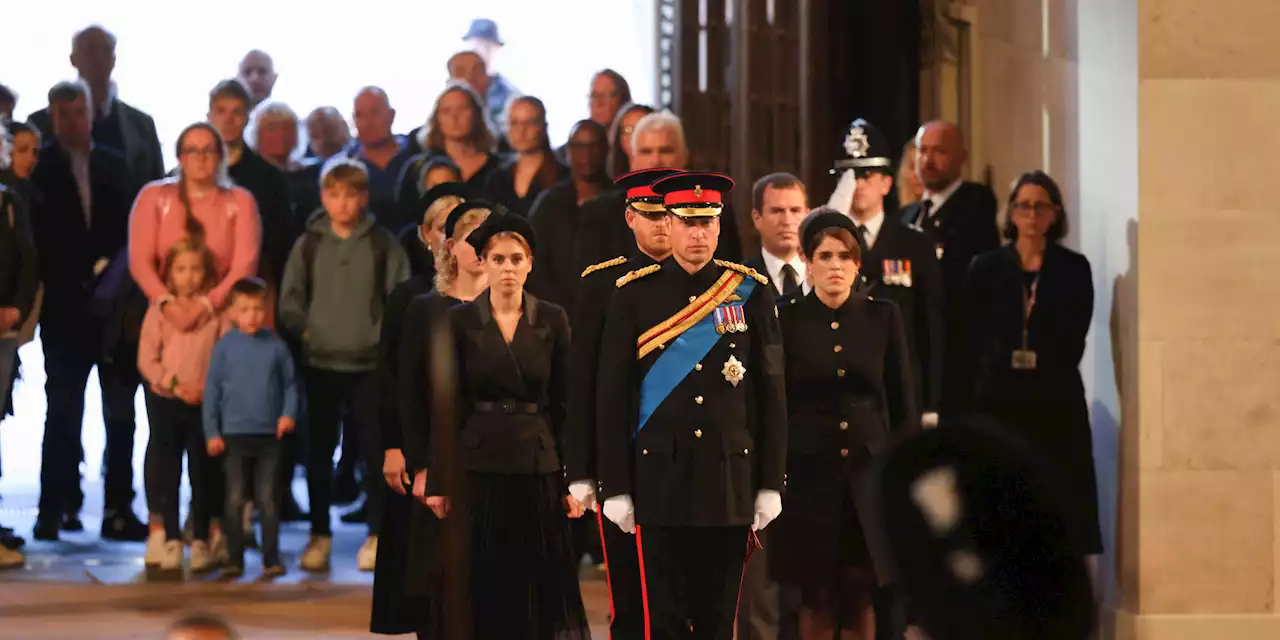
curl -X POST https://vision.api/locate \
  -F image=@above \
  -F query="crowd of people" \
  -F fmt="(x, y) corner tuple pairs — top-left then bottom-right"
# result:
(0, 16), (1102, 640)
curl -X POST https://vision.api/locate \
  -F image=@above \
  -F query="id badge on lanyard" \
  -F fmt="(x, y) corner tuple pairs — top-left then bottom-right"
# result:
(1012, 274), (1040, 370)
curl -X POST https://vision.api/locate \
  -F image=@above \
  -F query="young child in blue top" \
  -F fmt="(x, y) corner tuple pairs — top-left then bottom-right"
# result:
(204, 277), (299, 579)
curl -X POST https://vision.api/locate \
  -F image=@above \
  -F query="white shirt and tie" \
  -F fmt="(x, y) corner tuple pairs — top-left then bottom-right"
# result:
(760, 249), (808, 296)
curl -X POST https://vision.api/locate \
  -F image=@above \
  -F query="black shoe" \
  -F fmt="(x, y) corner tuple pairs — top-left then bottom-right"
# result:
(333, 471), (360, 505)
(1, 531), (25, 550)
(61, 514), (85, 532)
(281, 494), (309, 522)
(339, 504), (367, 524)
(100, 510), (149, 542)
(33, 517), (60, 541)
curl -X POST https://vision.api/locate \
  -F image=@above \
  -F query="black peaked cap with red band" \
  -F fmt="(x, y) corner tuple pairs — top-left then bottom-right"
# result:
(615, 167), (684, 214)
(650, 171), (735, 218)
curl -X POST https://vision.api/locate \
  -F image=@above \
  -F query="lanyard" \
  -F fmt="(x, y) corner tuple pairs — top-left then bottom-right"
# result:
(1021, 273), (1040, 349)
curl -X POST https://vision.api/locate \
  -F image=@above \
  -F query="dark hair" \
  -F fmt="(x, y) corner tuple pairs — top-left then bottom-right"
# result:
(7, 121), (38, 140)
(47, 81), (88, 106)
(607, 102), (655, 179)
(0, 83), (15, 106)
(422, 82), (497, 154)
(507, 96), (560, 191)
(166, 612), (237, 639)
(230, 276), (268, 301)
(446, 50), (486, 74)
(1002, 170), (1068, 242)
(567, 119), (609, 181)
(208, 79), (251, 110)
(594, 69), (633, 105)
(805, 227), (861, 264)
(174, 122), (227, 247)
(751, 173), (806, 212)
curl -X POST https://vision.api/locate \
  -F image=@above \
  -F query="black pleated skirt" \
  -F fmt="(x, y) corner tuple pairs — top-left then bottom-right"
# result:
(465, 471), (590, 640)
(372, 487), (436, 636)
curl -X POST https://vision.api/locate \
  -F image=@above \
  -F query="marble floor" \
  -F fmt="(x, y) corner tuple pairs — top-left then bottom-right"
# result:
(0, 337), (611, 638)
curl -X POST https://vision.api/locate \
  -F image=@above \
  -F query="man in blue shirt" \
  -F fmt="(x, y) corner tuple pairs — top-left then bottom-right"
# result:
(462, 18), (521, 127)
(324, 87), (416, 230)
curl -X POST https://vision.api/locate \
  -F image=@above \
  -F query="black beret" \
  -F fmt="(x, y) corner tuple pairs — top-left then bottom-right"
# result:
(464, 210), (537, 257)
(418, 182), (473, 219)
(799, 209), (858, 257)
(443, 199), (497, 240)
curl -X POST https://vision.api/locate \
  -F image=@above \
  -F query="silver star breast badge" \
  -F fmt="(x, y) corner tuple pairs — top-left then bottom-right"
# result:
(722, 355), (746, 387)
(843, 125), (870, 158)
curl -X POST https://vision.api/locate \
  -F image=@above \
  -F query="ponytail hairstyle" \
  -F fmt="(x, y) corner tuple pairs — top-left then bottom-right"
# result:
(161, 237), (217, 295)
(173, 121), (231, 247)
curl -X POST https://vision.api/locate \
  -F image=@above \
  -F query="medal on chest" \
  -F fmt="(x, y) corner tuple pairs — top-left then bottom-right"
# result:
(713, 303), (748, 334)
(881, 259), (913, 287)
(722, 355), (746, 387)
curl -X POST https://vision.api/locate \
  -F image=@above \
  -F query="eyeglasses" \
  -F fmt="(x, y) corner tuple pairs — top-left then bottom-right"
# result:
(180, 146), (219, 157)
(1011, 202), (1058, 215)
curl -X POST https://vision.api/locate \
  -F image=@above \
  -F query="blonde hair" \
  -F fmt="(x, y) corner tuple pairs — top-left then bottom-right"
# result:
(161, 238), (216, 295)
(433, 207), (491, 293)
(247, 101), (300, 155)
(897, 139), (923, 207)
(321, 158), (370, 192)
(424, 195), (464, 230)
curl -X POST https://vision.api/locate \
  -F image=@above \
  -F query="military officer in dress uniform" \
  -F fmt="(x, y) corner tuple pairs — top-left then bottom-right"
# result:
(564, 166), (682, 640)
(596, 172), (788, 640)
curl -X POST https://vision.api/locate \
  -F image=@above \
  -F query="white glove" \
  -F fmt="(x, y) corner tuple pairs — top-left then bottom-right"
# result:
(922, 412), (940, 428)
(602, 495), (636, 534)
(568, 480), (597, 512)
(825, 169), (857, 216)
(752, 489), (783, 532)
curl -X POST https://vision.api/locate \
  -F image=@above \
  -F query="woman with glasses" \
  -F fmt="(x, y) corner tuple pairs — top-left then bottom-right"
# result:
(963, 170), (1102, 559)
(483, 96), (567, 217)
(588, 69), (632, 128)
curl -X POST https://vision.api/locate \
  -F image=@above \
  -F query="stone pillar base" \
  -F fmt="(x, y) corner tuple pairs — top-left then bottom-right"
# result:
(1106, 607), (1280, 640)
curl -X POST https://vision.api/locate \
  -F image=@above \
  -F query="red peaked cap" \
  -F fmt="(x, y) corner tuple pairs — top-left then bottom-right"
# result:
(614, 167), (684, 200)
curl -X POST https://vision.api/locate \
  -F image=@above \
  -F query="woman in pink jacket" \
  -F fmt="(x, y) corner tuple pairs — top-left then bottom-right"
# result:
(129, 122), (261, 328)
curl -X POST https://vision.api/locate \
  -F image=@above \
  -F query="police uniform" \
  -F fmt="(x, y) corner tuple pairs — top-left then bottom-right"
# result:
(563, 167), (681, 640)
(596, 173), (787, 640)
(829, 119), (945, 417)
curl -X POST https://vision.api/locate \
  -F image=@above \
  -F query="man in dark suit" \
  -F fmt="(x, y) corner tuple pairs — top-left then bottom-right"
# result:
(831, 119), (943, 640)
(596, 172), (785, 639)
(29, 82), (147, 542)
(898, 120), (999, 416)
(28, 25), (165, 189)
(572, 112), (741, 277)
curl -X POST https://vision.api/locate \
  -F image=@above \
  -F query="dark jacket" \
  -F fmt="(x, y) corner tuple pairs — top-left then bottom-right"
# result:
(286, 159), (323, 238)
(0, 184), (38, 325)
(397, 223), (436, 283)
(771, 289), (916, 584)
(432, 290), (571, 489)
(228, 147), (294, 284)
(527, 178), (607, 311)
(899, 182), (1000, 411)
(596, 258), (786, 528)
(964, 243), (1101, 554)
(397, 291), (463, 473)
(859, 219), (945, 412)
(377, 270), (435, 452)
(29, 98), (165, 188)
(28, 142), (136, 333)
(562, 253), (657, 483)
(482, 155), (569, 217)
(393, 151), (502, 232)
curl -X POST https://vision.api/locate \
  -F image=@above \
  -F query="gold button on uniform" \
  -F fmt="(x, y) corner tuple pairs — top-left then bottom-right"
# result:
(695, 363), (703, 371)
(839, 421), (849, 430)
(836, 369), (846, 377)
(831, 321), (839, 330)
(695, 396), (704, 404)
(695, 429), (703, 438)
(833, 345), (843, 353)
(840, 448), (850, 457)
(729, 343), (736, 348)
(642, 449), (650, 455)
(743, 448), (749, 454)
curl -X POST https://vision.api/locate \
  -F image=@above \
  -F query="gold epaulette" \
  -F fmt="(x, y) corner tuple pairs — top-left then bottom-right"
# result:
(615, 264), (662, 288)
(714, 259), (769, 286)
(581, 256), (628, 278)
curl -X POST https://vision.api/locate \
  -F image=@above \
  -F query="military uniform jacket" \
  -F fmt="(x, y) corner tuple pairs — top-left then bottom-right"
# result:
(563, 253), (658, 484)
(596, 258), (787, 528)
(434, 290), (570, 492)
(856, 220), (945, 412)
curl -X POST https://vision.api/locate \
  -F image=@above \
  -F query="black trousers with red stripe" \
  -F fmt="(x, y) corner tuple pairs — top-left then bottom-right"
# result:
(599, 511), (646, 639)
(636, 525), (750, 640)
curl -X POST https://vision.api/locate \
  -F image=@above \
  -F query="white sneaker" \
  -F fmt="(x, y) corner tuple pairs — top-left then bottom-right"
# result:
(357, 536), (378, 572)
(189, 540), (214, 573)
(0, 546), (24, 569)
(209, 531), (229, 566)
(160, 540), (184, 571)
(143, 529), (165, 566)
(300, 535), (332, 572)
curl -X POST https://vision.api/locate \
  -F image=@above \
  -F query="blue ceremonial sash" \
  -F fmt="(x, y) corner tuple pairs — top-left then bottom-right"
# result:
(636, 277), (758, 436)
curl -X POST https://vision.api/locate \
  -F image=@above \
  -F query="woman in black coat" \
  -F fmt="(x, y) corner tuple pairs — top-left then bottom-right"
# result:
(963, 170), (1102, 557)
(482, 96), (568, 216)
(771, 209), (917, 640)
(423, 212), (589, 640)
(374, 202), (492, 638)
